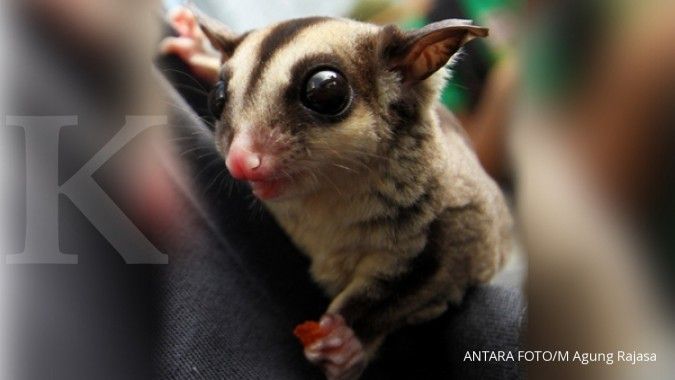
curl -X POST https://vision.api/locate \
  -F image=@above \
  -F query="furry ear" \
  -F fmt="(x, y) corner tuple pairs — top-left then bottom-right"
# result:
(192, 7), (240, 62)
(381, 20), (488, 83)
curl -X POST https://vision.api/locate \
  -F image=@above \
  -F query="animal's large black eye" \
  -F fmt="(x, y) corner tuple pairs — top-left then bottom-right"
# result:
(208, 80), (227, 118)
(301, 69), (351, 116)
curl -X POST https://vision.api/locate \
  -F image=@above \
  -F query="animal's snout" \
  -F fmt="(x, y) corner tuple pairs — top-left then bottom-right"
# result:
(225, 133), (277, 181)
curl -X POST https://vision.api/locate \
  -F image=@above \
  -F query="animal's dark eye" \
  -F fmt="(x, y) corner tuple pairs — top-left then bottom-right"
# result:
(301, 69), (351, 116)
(208, 80), (227, 118)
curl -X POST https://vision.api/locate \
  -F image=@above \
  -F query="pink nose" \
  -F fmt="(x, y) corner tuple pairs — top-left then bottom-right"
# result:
(226, 131), (282, 181)
(226, 150), (262, 180)
(226, 145), (264, 181)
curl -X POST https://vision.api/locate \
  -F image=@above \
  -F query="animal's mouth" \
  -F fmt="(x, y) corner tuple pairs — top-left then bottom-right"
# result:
(248, 169), (311, 200)
(248, 178), (286, 200)
(223, 132), (314, 200)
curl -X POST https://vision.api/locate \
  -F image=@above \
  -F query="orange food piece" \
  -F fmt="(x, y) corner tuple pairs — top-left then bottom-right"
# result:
(293, 321), (327, 347)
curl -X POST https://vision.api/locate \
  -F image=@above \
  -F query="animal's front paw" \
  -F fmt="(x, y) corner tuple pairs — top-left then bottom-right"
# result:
(159, 7), (220, 84)
(297, 314), (366, 380)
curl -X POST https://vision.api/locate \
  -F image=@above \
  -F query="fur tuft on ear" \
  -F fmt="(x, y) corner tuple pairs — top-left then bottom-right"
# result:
(380, 20), (488, 83)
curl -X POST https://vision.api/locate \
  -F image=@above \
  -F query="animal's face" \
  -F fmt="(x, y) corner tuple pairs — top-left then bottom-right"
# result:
(203, 16), (486, 200)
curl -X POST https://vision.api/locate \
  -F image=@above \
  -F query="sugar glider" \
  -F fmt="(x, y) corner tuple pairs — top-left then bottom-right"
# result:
(162, 7), (511, 380)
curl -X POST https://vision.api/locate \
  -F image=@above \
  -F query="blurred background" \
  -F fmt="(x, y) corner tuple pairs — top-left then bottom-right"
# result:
(1, 0), (674, 379)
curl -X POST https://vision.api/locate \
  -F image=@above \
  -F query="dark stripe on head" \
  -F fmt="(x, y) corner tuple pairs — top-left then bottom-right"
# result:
(246, 17), (329, 102)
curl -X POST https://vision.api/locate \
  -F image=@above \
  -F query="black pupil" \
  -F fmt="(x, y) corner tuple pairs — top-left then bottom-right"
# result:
(208, 81), (227, 118)
(302, 70), (350, 115)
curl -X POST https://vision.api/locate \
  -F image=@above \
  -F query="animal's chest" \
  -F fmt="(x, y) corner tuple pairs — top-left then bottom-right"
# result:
(268, 196), (386, 294)
(277, 204), (362, 260)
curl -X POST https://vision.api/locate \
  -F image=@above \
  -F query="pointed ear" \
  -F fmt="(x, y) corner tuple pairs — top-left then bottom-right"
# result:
(191, 7), (240, 62)
(381, 20), (488, 83)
